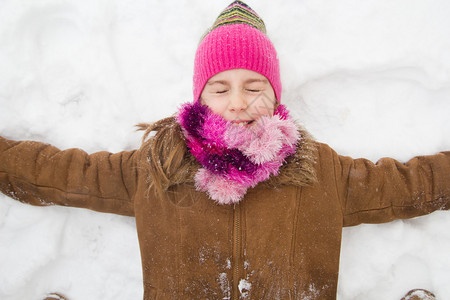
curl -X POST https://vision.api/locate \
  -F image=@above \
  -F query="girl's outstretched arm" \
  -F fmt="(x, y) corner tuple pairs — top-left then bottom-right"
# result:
(0, 136), (140, 216)
(318, 143), (450, 226)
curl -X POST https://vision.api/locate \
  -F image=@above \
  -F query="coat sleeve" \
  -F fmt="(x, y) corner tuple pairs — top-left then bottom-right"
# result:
(0, 136), (140, 217)
(321, 143), (450, 226)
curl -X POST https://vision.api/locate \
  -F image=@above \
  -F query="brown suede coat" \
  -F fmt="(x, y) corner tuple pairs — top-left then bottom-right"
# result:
(0, 132), (449, 300)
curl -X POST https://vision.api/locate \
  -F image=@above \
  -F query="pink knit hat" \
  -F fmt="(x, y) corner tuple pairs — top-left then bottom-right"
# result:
(193, 1), (281, 102)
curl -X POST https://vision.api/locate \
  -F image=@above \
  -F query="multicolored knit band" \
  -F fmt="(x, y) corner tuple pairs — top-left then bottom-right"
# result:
(193, 1), (281, 103)
(203, 1), (266, 38)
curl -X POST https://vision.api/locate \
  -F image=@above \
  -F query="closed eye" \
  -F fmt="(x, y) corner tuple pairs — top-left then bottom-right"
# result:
(216, 90), (228, 94)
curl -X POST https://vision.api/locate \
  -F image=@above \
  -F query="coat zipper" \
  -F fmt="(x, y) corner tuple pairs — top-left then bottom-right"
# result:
(232, 204), (241, 299)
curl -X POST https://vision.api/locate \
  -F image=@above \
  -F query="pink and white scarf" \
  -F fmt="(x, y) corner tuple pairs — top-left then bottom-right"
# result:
(177, 102), (300, 204)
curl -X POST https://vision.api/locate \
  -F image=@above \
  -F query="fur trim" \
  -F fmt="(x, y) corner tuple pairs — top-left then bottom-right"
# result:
(139, 116), (317, 201)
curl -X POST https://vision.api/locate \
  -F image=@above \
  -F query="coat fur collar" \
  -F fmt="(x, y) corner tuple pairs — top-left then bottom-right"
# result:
(138, 116), (317, 197)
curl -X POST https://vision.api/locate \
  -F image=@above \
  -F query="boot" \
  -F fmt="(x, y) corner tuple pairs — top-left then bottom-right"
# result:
(44, 293), (67, 300)
(401, 289), (436, 300)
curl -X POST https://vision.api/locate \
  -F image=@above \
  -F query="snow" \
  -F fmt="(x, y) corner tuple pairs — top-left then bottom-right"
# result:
(218, 272), (231, 299)
(238, 279), (251, 299)
(0, 0), (449, 299)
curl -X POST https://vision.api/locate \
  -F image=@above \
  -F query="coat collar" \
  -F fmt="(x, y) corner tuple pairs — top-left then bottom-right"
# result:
(139, 116), (317, 197)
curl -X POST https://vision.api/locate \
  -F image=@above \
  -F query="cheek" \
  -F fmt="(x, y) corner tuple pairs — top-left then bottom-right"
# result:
(202, 97), (229, 116)
(250, 95), (276, 117)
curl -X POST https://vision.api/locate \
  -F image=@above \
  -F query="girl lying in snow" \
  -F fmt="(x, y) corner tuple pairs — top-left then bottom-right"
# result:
(0, 1), (449, 299)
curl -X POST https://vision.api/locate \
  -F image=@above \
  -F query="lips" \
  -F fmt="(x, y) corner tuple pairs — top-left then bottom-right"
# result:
(231, 120), (254, 125)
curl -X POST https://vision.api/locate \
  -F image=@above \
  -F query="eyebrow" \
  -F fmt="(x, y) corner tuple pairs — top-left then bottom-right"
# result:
(206, 80), (228, 86)
(244, 78), (268, 84)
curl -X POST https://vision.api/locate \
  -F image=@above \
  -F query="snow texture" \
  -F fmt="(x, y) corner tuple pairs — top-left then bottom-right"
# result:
(238, 279), (251, 299)
(0, 0), (449, 299)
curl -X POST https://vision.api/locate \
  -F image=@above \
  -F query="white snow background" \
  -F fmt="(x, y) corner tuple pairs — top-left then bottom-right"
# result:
(1, 0), (450, 299)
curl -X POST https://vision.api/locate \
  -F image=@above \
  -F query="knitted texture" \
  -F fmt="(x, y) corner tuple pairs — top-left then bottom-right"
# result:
(177, 102), (299, 204)
(193, 1), (281, 102)
(206, 0), (266, 35)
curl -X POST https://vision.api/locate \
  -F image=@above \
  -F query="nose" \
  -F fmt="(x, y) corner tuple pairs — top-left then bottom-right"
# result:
(228, 92), (248, 112)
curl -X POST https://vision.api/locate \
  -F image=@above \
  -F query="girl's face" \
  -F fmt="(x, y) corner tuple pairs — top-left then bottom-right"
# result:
(200, 69), (277, 125)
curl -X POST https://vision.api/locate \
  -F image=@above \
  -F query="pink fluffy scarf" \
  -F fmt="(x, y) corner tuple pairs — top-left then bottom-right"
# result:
(177, 102), (300, 204)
